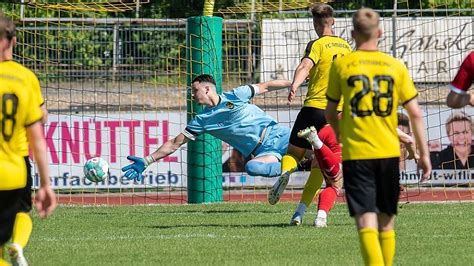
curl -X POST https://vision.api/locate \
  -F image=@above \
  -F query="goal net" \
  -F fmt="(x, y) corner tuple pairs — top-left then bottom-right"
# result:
(1, 0), (472, 204)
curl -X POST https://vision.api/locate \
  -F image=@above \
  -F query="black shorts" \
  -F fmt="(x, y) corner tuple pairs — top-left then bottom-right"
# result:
(289, 107), (327, 150)
(0, 189), (21, 245)
(343, 158), (400, 217)
(18, 157), (33, 212)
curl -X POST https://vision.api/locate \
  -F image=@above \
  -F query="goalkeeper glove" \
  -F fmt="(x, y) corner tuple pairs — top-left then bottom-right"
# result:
(121, 155), (155, 181)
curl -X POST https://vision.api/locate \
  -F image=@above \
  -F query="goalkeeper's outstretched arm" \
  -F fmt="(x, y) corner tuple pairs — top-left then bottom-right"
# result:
(146, 133), (189, 163)
(122, 133), (189, 181)
(254, 79), (291, 94)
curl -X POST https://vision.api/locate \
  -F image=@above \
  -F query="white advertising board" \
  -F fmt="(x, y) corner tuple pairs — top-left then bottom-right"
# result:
(261, 17), (473, 82)
(32, 107), (474, 189)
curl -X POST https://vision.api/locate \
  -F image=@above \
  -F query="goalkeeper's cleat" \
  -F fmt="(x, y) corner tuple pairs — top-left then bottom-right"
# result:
(297, 126), (320, 147)
(290, 212), (303, 226)
(9, 243), (28, 266)
(314, 216), (327, 228)
(268, 170), (292, 205)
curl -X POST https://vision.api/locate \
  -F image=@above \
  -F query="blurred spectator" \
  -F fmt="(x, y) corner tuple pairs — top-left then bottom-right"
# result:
(398, 113), (417, 172)
(430, 111), (474, 169)
(222, 147), (247, 172)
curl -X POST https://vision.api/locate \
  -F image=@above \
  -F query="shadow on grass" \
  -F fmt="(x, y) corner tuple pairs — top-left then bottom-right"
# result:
(145, 223), (292, 229)
(151, 209), (282, 214)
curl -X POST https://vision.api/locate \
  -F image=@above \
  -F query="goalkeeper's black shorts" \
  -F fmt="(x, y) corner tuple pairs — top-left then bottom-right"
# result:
(343, 158), (400, 217)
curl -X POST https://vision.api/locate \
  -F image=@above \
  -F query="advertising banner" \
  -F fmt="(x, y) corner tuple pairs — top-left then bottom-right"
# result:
(33, 107), (474, 189)
(261, 17), (473, 82)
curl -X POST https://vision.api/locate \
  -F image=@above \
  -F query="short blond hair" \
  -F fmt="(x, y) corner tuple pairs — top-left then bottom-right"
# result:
(0, 13), (15, 41)
(352, 8), (380, 39)
(310, 3), (334, 26)
(446, 111), (472, 135)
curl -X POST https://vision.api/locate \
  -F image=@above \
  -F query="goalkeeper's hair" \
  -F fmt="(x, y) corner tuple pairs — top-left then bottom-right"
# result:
(309, 3), (334, 25)
(0, 13), (15, 41)
(192, 74), (216, 86)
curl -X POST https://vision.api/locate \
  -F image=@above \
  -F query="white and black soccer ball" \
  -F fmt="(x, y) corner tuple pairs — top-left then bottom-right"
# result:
(83, 157), (109, 183)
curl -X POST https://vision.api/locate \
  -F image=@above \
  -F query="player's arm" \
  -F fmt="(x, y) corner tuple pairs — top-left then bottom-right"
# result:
(446, 53), (474, 108)
(254, 79), (291, 94)
(148, 133), (189, 162)
(404, 99), (431, 181)
(288, 58), (314, 103)
(27, 122), (57, 218)
(121, 133), (189, 181)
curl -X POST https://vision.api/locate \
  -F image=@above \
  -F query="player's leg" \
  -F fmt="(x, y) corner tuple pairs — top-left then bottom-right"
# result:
(9, 157), (33, 266)
(292, 125), (342, 226)
(290, 159), (323, 225)
(0, 190), (22, 266)
(269, 107), (325, 205)
(376, 158), (400, 266)
(268, 144), (305, 205)
(245, 155), (280, 177)
(344, 160), (384, 265)
(315, 176), (342, 228)
(246, 125), (290, 177)
(378, 214), (396, 266)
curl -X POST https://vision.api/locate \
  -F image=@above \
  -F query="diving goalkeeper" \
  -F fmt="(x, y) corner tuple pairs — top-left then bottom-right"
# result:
(122, 74), (292, 181)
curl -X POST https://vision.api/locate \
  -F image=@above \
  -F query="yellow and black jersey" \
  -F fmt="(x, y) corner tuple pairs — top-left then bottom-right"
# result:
(303, 35), (351, 110)
(0, 60), (43, 190)
(326, 50), (418, 161)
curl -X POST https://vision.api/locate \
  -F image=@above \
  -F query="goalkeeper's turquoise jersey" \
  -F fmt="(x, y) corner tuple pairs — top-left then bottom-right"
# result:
(183, 85), (289, 158)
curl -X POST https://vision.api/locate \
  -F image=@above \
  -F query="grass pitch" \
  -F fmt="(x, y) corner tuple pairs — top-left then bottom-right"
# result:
(24, 202), (474, 265)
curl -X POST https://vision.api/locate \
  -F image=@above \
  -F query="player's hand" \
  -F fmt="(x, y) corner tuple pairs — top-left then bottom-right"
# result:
(122, 155), (148, 181)
(417, 155), (432, 183)
(36, 185), (57, 219)
(288, 87), (297, 104)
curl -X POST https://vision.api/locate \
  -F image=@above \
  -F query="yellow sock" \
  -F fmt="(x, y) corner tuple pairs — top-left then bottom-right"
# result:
(12, 212), (33, 248)
(300, 168), (324, 206)
(281, 154), (298, 173)
(380, 230), (396, 266)
(0, 258), (9, 266)
(358, 227), (384, 266)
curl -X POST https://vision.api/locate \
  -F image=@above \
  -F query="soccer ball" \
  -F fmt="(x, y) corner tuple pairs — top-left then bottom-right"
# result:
(83, 157), (109, 183)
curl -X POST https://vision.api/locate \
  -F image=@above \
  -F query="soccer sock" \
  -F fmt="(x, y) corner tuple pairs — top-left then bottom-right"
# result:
(295, 202), (307, 215)
(300, 168), (324, 206)
(317, 186), (338, 214)
(358, 227), (384, 266)
(379, 230), (396, 266)
(281, 154), (298, 173)
(12, 212), (33, 248)
(314, 145), (341, 178)
(0, 258), (9, 266)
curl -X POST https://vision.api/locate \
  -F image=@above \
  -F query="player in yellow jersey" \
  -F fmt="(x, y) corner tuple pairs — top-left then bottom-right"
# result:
(325, 8), (431, 266)
(268, 3), (351, 227)
(0, 14), (56, 266)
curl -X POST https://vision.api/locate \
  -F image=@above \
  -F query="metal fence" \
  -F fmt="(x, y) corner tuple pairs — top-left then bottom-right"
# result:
(16, 18), (256, 84)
